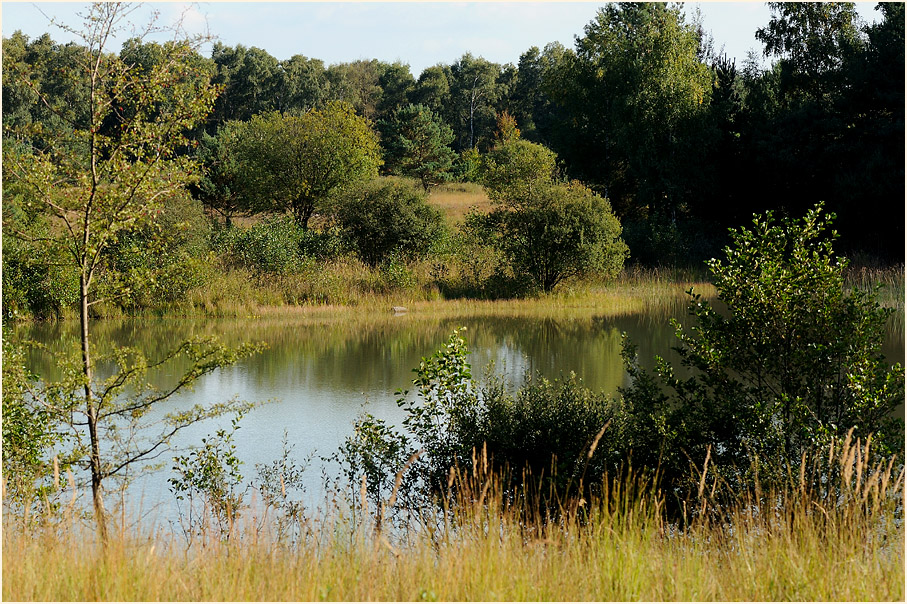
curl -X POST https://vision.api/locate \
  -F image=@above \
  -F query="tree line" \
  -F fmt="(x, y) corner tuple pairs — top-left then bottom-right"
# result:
(4, 2), (903, 262)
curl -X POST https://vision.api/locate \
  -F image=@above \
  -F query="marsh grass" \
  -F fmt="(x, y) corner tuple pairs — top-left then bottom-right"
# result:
(5, 432), (903, 601)
(111, 258), (718, 322)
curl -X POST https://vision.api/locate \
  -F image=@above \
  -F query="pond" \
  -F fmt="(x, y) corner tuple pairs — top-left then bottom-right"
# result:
(11, 299), (905, 521)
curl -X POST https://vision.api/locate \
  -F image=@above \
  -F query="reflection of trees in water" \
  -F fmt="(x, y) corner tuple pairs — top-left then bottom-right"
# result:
(13, 303), (903, 400)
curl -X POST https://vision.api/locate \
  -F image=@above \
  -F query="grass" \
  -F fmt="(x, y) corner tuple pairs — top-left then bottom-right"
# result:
(428, 181), (493, 225)
(4, 433), (903, 601)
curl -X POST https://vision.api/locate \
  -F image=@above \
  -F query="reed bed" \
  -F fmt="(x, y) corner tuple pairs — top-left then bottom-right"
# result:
(5, 433), (903, 601)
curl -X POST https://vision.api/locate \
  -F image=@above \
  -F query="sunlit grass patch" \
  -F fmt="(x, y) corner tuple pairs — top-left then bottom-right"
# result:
(428, 181), (493, 225)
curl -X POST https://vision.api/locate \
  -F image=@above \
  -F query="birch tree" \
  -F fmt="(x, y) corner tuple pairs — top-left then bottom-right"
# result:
(3, 3), (259, 541)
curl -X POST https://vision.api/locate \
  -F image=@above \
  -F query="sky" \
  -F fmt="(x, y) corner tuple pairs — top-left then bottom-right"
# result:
(1, 2), (885, 77)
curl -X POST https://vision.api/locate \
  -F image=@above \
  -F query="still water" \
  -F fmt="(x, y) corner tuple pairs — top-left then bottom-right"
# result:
(12, 301), (905, 519)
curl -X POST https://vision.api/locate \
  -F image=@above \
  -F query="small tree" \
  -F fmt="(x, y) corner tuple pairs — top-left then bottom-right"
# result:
(478, 137), (628, 292)
(334, 178), (446, 267)
(2, 4), (259, 541)
(231, 102), (382, 228)
(482, 181), (628, 292)
(480, 137), (558, 203)
(378, 103), (456, 192)
(620, 204), (904, 492)
(190, 126), (252, 227)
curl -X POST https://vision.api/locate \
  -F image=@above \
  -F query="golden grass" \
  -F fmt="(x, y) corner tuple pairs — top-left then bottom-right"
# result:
(5, 433), (903, 601)
(428, 181), (494, 225)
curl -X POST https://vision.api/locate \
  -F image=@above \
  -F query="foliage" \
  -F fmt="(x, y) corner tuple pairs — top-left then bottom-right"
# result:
(479, 138), (625, 291)
(471, 371), (621, 503)
(101, 192), (214, 309)
(333, 178), (446, 267)
(480, 137), (558, 203)
(451, 147), (483, 183)
(338, 329), (625, 514)
(169, 412), (247, 540)
(565, 2), (713, 219)
(336, 413), (413, 523)
(1, 340), (65, 514)
(378, 103), (456, 191)
(190, 126), (252, 226)
(215, 216), (307, 275)
(482, 182), (629, 292)
(619, 204), (905, 498)
(756, 1), (862, 101)
(0, 3), (256, 541)
(229, 103), (382, 228)
(477, 138), (628, 292)
(1, 187), (79, 320)
(253, 433), (312, 543)
(445, 53), (508, 151)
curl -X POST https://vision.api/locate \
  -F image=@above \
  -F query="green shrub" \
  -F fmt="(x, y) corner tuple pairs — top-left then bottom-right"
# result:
(620, 204), (905, 498)
(2, 202), (79, 321)
(334, 178), (446, 267)
(216, 216), (305, 275)
(339, 329), (623, 515)
(451, 148), (483, 183)
(479, 182), (629, 292)
(2, 340), (63, 513)
(296, 225), (345, 260)
(99, 193), (216, 309)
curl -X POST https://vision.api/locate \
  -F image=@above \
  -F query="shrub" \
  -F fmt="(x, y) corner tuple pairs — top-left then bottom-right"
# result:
(479, 182), (629, 292)
(2, 201), (79, 320)
(475, 137), (628, 292)
(1, 340), (65, 514)
(215, 216), (305, 275)
(451, 147), (483, 183)
(620, 204), (905, 498)
(339, 329), (623, 516)
(334, 178), (446, 267)
(101, 192), (215, 308)
(480, 138), (558, 202)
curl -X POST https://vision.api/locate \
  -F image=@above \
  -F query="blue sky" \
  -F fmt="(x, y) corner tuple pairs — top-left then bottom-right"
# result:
(2, 2), (884, 76)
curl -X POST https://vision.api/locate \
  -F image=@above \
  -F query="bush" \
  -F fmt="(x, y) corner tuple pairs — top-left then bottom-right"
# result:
(451, 147), (483, 183)
(339, 329), (623, 517)
(2, 201), (79, 320)
(215, 216), (305, 275)
(101, 192), (215, 308)
(475, 137), (628, 292)
(479, 182), (629, 292)
(620, 204), (905, 497)
(334, 178), (446, 267)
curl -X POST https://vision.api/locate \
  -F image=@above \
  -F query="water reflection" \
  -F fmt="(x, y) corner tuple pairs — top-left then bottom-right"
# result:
(10, 301), (904, 519)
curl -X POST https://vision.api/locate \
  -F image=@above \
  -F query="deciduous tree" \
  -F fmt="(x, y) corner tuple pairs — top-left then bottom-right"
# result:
(230, 102), (382, 228)
(2, 3), (258, 541)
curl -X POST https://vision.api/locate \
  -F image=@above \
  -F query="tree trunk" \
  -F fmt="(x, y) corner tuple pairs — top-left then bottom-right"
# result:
(80, 272), (107, 543)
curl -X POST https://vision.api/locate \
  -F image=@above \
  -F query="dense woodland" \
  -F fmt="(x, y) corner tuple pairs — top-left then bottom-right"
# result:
(5, 2), (903, 260)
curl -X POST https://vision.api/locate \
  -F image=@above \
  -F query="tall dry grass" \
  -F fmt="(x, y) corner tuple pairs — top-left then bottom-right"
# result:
(4, 431), (903, 601)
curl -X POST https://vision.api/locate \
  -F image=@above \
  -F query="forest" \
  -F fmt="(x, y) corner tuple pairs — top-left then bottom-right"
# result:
(4, 2), (904, 321)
